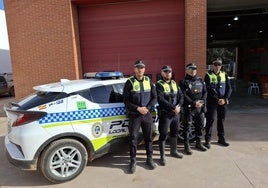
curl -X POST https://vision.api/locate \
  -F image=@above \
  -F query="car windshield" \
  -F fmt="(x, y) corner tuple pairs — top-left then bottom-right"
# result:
(17, 91), (68, 110)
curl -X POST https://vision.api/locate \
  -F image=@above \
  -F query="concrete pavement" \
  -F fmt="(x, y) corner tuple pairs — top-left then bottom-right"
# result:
(1, 111), (268, 187)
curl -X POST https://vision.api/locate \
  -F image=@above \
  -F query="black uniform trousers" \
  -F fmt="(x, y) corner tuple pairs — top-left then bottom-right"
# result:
(128, 113), (154, 159)
(205, 102), (227, 142)
(183, 108), (204, 141)
(158, 113), (180, 141)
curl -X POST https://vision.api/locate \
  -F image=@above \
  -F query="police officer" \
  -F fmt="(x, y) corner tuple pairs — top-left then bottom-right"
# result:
(123, 60), (157, 174)
(179, 63), (207, 155)
(156, 65), (183, 166)
(204, 58), (232, 149)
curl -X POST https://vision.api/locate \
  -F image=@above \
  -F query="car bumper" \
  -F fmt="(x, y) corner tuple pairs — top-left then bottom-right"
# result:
(5, 136), (37, 170)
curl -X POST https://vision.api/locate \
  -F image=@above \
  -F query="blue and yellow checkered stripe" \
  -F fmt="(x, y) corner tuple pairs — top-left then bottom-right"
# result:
(39, 107), (126, 124)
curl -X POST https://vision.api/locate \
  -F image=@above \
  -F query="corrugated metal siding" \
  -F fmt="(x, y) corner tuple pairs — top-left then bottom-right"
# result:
(78, 0), (184, 81)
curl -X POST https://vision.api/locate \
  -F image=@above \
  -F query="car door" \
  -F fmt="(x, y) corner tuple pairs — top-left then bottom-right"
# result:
(70, 83), (128, 153)
(0, 76), (8, 95)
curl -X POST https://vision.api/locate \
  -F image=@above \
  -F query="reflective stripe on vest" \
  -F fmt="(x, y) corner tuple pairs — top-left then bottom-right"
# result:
(207, 71), (226, 97)
(129, 76), (151, 92)
(207, 71), (226, 84)
(157, 80), (178, 94)
(128, 76), (151, 107)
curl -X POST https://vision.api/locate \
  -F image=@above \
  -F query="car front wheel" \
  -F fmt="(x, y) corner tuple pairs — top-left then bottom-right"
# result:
(9, 86), (15, 96)
(40, 138), (88, 183)
(178, 122), (196, 143)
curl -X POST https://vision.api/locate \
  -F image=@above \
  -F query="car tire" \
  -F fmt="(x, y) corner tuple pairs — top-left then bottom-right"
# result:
(188, 123), (196, 142)
(40, 138), (88, 183)
(178, 122), (196, 143)
(9, 86), (15, 97)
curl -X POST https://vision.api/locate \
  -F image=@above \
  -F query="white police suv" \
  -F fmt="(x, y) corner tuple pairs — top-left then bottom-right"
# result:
(5, 71), (150, 183)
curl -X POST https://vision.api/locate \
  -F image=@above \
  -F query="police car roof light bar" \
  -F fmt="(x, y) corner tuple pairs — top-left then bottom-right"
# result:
(95, 71), (124, 79)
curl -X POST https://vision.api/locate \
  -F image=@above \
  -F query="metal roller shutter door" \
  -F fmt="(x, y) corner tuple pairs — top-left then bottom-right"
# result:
(78, 0), (184, 81)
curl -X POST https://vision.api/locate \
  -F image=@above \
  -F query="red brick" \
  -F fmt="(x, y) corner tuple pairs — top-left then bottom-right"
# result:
(4, 0), (207, 98)
(185, 0), (207, 78)
(5, 0), (82, 98)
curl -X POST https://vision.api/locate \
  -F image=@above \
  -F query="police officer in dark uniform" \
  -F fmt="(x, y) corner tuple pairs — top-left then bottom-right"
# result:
(204, 58), (232, 149)
(156, 65), (183, 166)
(179, 63), (207, 155)
(123, 60), (157, 174)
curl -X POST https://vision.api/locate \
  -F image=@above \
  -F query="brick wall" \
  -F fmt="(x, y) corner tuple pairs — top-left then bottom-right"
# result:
(4, 0), (207, 98)
(4, 0), (82, 99)
(185, 0), (207, 78)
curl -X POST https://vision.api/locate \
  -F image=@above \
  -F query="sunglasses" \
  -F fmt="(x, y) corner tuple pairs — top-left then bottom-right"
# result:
(214, 64), (222, 66)
(163, 70), (172, 73)
(136, 66), (145, 69)
(188, 67), (197, 70)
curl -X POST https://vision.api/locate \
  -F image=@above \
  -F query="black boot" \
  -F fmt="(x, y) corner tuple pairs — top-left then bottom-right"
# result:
(184, 142), (192, 155)
(218, 137), (230, 147)
(146, 156), (157, 170)
(159, 141), (166, 166)
(170, 137), (183, 158)
(204, 140), (211, 149)
(129, 158), (136, 174)
(195, 139), (207, 151)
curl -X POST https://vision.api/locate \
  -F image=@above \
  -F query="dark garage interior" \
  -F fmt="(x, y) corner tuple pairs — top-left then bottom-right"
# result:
(207, 1), (268, 96)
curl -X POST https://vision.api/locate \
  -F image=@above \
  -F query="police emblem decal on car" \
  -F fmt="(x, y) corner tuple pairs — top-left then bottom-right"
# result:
(92, 123), (103, 137)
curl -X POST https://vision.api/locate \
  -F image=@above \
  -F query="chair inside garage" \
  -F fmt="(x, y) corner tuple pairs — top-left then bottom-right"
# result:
(248, 82), (260, 95)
